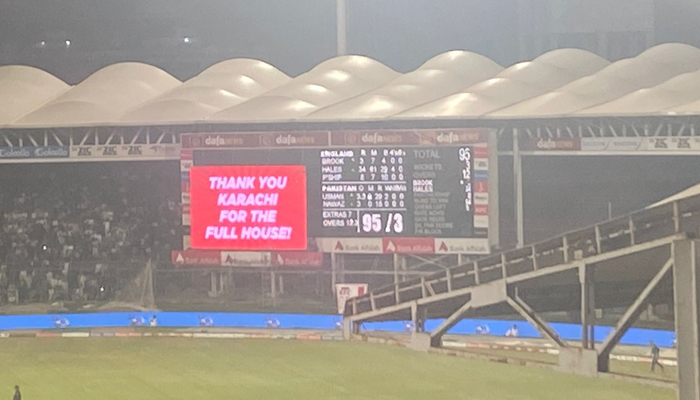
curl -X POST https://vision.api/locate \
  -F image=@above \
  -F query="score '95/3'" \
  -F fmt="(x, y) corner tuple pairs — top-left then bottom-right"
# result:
(359, 211), (404, 234)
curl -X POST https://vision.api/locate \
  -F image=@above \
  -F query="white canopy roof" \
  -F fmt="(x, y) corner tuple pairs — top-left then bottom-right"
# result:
(306, 51), (503, 121)
(13, 63), (181, 127)
(119, 59), (289, 124)
(491, 43), (700, 118)
(209, 55), (400, 122)
(5, 43), (700, 128)
(0, 66), (69, 125)
(398, 49), (607, 119)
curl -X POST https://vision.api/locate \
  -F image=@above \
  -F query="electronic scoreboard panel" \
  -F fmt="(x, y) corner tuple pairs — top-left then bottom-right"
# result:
(181, 130), (495, 255)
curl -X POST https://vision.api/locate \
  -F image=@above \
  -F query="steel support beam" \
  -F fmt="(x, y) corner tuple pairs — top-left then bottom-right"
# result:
(673, 240), (700, 400)
(513, 127), (524, 247)
(579, 264), (595, 350)
(331, 253), (338, 291)
(429, 300), (472, 347)
(506, 293), (567, 348)
(597, 257), (673, 372)
(348, 235), (681, 323)
(393, 253), (401, 287)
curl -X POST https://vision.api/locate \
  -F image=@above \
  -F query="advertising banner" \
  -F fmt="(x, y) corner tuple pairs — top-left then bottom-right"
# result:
(180, 159), (193, 172)
(171, 250), (222, 266)
(382, 238), (435, 254)
(221, 251), (271, 267)
(580, 138), (647, 152)
(329, 129), (486, 147)
(434, 238), (490, 254)
(189, 165), (308, 250)
(520, 137), (581, 151)
(181, 129), (490, 149)
(182, 132), (331, 149)
(70, 144), (180, 160)
(271, 252), (323, 267)
(645, 137), (700, 152)
(531, 137), (700, 154)
(335, 283), (368, 314)
(317, 237), (490, 254)
(0, 146), (69, 161)
(316, 238), (384, 254)
(171, 250), (323, 267)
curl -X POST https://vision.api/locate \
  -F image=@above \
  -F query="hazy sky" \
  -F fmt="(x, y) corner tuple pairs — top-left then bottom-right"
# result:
(1, 0), (699, 82)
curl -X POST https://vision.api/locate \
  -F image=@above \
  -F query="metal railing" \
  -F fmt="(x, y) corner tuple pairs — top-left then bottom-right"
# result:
(345, 192), (700, 318)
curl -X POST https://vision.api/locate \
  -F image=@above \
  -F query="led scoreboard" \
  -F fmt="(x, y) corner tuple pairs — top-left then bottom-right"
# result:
(181, 129), (495, 255)
(319, 146), (477, 237)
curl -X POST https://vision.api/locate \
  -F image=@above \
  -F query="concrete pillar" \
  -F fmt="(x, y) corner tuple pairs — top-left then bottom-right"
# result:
(409, 333), (432, 352)
(673, 240), (700, 400)
(342, 319), (351, 340)
(411, 302), (427, 333)
(559, 348), (598, 377)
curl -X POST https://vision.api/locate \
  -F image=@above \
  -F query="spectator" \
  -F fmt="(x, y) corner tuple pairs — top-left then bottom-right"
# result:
(0, 162), (180, 305)
(650, 340), (664, 372)
(506, 324), (518, 338)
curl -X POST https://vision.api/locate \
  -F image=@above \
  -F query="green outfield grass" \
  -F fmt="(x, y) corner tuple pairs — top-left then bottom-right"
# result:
(0, 338), (675, 400)
(462, 347), (678, 382)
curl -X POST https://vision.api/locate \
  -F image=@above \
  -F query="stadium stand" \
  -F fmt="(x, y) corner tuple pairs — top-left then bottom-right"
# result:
(0, 162), (179, 305)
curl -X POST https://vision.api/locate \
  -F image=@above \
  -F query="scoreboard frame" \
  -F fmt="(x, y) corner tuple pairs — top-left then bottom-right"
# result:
(180, 129), (499, 255)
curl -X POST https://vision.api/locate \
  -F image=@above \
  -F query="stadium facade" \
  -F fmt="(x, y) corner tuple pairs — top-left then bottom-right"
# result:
(2, 42), (700, 398)
(3, 42), (700, 247)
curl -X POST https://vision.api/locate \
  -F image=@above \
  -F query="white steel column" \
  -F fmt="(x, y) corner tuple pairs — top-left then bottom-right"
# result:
(336, 0), (347, 56)
(673, 240), (700, 400)
(513, 128), (524, 247)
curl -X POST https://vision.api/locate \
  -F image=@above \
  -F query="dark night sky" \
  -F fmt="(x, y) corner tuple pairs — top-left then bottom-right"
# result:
(2, 0), (698, 82)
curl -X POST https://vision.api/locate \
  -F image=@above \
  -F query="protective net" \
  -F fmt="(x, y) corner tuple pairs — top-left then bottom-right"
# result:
(98, 259), (157, 311)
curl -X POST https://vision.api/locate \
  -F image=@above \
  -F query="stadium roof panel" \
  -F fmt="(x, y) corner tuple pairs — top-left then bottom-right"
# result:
(119, 59), (289, 124)
(397, 49), (606, 119)
(7, 43), (700, 127)
(491, 48), (700, 118)
(305, 51), (503, 120)
(209, 96), (318, 122)
(0, 65), (69, 125)
(12, 62), (181, 127)
(577, 70), (700, 116)
(209, 55), (401, 122)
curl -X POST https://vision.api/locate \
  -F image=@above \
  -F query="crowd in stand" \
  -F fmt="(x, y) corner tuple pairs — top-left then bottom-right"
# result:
(0, 162), (180, 305)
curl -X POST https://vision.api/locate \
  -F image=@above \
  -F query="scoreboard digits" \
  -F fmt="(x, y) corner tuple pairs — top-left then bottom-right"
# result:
(320, 146), (478, 238)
